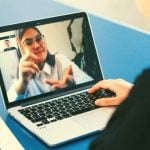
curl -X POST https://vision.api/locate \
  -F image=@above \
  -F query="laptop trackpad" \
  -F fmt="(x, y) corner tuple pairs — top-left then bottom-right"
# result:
(72, 107), (116, 131)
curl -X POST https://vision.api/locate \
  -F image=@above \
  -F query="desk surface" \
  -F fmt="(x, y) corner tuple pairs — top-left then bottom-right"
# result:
(0, 0), (150, 149)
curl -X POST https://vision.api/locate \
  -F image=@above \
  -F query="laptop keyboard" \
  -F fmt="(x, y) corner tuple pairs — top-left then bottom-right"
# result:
(18, 89), (115, 127)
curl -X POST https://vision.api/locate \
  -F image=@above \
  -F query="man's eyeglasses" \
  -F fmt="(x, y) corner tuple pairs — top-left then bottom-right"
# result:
(22, 35), (44, 47)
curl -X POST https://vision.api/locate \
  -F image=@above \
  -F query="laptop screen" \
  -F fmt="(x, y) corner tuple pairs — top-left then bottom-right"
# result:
(0, 12), (103, 107)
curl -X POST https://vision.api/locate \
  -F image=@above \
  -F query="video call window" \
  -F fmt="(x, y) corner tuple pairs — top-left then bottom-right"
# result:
(0, 17), (98, 103)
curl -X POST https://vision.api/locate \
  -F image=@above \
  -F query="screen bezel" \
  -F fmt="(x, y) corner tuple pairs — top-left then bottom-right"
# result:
(0, 12), (103, 109)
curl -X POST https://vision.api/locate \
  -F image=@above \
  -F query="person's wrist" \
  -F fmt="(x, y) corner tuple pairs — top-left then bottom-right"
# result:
(16, 78), (28, 95)
(66, 76), (76, 87)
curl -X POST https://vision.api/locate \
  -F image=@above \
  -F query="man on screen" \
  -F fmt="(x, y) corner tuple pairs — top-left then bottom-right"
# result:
(3, 39), (17, 52)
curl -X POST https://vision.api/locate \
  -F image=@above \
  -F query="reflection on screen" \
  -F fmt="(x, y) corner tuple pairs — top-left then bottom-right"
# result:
(0, 17), (98, 103)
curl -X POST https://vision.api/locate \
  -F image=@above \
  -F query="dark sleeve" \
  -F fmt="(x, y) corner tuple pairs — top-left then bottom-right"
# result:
(89, 68), (150, 150)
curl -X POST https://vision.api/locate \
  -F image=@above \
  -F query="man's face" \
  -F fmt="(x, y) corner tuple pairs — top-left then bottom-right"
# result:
(21, 28), (48, 65)
(5, 40), (10, 48)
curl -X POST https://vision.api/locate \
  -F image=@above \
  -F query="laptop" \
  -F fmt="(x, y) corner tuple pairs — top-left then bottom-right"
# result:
(0, 12), (116, 146)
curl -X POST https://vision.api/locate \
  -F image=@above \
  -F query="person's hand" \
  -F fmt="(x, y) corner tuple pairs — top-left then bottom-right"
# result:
(15, 38), (39, 94)
(44, 64), (75, 89)
(88, 79), (133, 106)
(19, 52), (39, 83)
(15, 52), (39, 95)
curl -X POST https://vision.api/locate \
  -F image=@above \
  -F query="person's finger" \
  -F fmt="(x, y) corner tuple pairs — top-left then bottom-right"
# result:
(21, 61), (39, 72)
(65, 64), (73, 76)
(44, 79), (65, 89)
(19, 67), (36, 81)
(44, 79), (58, 85)
(88, 80), (110, 93)
(45, 78), (67, 89)
(95, 97), (122, 106)
(21, 67), (36, 74)
(52, 83), (62, 89)
(28, 53), (39, 63)
(88, 82), (102, 93)
(21, 52), (39, 63)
